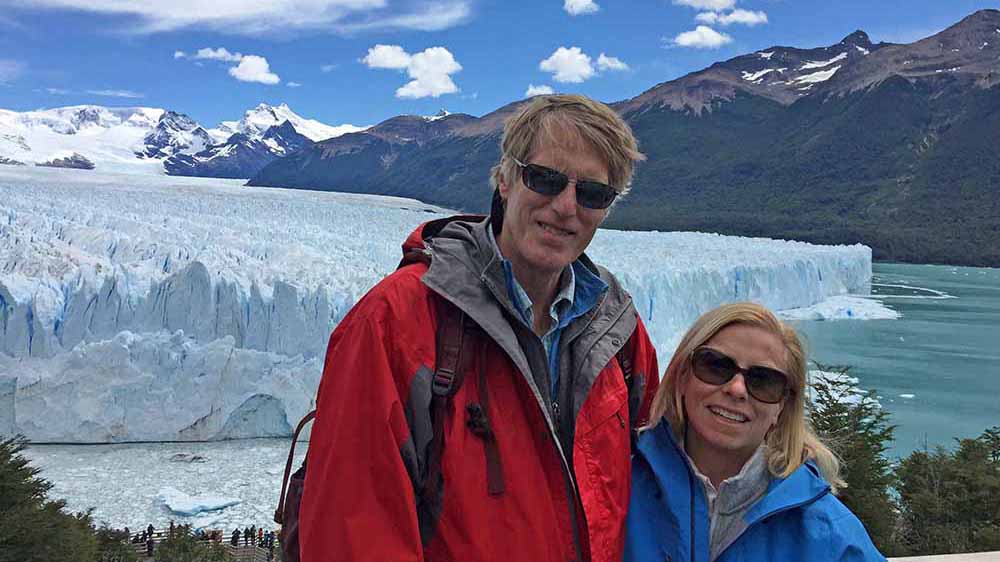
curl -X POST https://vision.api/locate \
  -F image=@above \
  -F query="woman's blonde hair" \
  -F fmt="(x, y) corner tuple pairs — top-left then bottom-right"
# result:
(489, 94), (645, 198)
(647, 302), (845, 492)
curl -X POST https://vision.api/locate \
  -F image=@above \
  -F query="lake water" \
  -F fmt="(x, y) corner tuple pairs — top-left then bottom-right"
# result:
(21, 261), (999, 530)
(792, 262), (1000, 458)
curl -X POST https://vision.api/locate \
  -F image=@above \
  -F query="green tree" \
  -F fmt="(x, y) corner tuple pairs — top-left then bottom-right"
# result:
(0, 436), (99, 562)
(806, 365), (901, 555)
(896, 427), (1000, 555)
(95, 525), (139, 562)
(153, 525), (232, 562)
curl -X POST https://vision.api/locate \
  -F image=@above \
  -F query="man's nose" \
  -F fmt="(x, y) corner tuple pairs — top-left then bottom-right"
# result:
(551, 179), (579, 216)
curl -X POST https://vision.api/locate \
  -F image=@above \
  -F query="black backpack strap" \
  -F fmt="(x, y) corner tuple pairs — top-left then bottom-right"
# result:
(275, 409), (315, 525)
(421, 296), (469, 506)
(465, 335), (505, 496)
(616, 331), (643, 451)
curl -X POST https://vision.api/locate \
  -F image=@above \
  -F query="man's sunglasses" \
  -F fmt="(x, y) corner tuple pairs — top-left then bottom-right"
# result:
(689, 347), (793, 404)
(513, 158), (619, 210)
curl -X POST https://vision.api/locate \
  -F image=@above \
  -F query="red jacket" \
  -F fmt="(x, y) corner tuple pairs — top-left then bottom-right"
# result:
(300, 217), (659, 562)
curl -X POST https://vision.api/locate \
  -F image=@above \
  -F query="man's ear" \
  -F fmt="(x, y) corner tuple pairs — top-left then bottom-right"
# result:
(498, 175), (510, 200)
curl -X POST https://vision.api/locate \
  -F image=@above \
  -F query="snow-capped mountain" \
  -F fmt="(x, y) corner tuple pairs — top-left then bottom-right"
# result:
(141, 110), (212, 159)
(219, 102), (361, 143)
(166, 103), (366, 179)
(0, 102), (364, 177)
(0, 106), (171, 173)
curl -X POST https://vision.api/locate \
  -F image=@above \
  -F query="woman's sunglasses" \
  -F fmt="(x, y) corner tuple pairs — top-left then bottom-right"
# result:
(513, 158), (619, 210)
(689, 347), (792, 404)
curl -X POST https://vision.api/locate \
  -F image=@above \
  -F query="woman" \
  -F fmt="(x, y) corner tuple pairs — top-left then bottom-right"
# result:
(626, 303), (885, 562)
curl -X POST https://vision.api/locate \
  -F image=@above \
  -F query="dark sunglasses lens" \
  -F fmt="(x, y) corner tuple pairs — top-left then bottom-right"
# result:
(523, 164), (568, 196)
(576, 181), (618, 210)
(691, 348), (737, 385)
(745, 368), (788, 403)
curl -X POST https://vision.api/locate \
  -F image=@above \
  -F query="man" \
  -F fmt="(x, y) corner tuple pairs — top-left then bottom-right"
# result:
(300, 94), (659, 562)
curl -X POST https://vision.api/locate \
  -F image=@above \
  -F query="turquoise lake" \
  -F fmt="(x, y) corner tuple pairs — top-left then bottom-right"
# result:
(792, 262), (1000, 458)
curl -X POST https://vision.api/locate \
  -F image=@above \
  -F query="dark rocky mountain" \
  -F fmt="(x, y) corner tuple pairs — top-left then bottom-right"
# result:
(139, 111), (212, 159)
(248, 9), (1000, 266)
(164, 121), (313, 179)
(164, 103), (350, 179)
(0, 156), (24, 166)
(36, 153), (95, 170)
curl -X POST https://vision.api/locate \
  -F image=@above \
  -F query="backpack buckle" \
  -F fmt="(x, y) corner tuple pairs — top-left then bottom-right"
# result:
(432, 369), (458, 397)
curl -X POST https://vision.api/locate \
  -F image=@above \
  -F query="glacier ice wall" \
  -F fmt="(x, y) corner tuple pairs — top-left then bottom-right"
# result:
(0, 167), (871, 442)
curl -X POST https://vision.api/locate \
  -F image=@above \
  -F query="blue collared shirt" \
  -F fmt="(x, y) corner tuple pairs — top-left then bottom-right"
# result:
(489, 229), (608, 396)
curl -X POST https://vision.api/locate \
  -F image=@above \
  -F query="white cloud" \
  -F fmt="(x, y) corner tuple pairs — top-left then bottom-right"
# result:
(696, 8), (767, 26)
(6, 0), (471, 35)
(525, 84), (554, 97)
(362, 44), (411, 69)
(396, 47), (461, 98)
(673, 25), (733, 48)
(673, 0), (735, 11)
(287, 81), (302, 87)
(363, 44), (462, 98)
(0, 59), (23, 84)
(176, 46), (282, 85)
(333, 2), (470, 33)
(192, 47), (244, 62)
(320, 64), (337, 73)
(86, 89), (144, 98)
(539, 46), (594, 83)
(597, 53), (629, 71)
(45, 87), (71, 95)
(228, 55), (280, 84)
(564, 0), (598, 16)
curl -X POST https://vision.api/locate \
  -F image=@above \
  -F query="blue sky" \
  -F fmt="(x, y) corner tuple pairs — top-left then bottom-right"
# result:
(0, 0), (996, 128)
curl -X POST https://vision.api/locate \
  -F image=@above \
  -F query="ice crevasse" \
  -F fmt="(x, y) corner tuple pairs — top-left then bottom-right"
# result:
(0, 168), (871, 442)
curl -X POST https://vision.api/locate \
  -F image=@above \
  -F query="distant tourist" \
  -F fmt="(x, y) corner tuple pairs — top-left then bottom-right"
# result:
(231, 529), (240, 547)
(626, 303), (886, 561)
(145, 535), (154, 557)
(300, 94), (660, 562)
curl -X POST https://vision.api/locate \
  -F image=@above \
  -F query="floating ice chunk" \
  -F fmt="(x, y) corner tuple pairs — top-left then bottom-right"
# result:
(899, 394), (915, 399)
(779, 295), (899, 321)
(158, 486), (240, 516)
(808, 370), (880, 408)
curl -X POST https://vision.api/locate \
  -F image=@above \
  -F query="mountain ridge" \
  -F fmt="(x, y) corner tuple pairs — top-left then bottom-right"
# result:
(247, 9), (1000, 266)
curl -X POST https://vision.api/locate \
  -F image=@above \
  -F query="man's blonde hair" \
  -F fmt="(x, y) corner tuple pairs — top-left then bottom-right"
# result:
(648, 302), (846, 492)
(490, 94), (645, 198)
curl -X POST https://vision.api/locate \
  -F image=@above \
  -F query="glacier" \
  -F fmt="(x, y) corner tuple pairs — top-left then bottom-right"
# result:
(0, 166), (873, 443)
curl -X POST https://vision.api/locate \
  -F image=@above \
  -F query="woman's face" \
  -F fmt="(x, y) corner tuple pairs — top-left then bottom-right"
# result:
(680, 324), (788, 461)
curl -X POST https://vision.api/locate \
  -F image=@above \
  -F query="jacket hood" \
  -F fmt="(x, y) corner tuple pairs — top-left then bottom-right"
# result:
(399, 214), (485, 268)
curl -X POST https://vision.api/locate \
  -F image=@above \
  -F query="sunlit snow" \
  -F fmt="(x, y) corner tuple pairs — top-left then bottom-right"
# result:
(794, 66), (842, 84)
(799, 52), (848, 70)
(741, 68), (785, 82)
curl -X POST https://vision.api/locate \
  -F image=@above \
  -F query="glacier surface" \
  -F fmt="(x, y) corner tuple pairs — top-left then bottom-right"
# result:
(0, 166), (872, 442)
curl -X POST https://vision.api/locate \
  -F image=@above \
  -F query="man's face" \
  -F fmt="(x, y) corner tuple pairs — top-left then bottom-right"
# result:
(497, 134), (611, 278)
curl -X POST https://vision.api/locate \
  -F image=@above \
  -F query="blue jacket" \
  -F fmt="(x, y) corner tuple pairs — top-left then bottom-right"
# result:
(625, 422), (886, 562)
